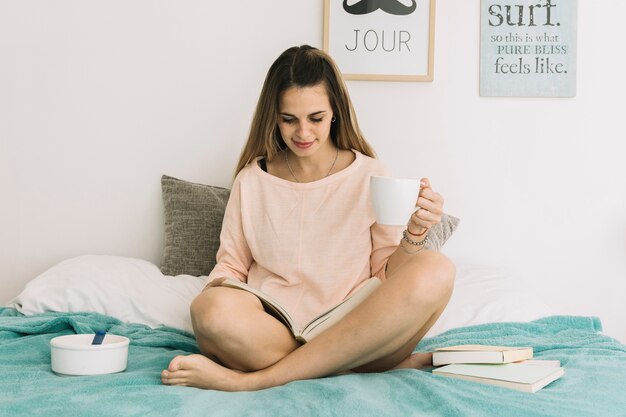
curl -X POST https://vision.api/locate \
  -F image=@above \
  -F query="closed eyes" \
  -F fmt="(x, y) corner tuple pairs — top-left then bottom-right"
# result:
(281, 117), (324, 124)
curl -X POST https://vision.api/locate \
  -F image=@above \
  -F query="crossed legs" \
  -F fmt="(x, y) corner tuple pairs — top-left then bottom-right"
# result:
(161, 250), (455, 390)
(188, 288), (301, 372)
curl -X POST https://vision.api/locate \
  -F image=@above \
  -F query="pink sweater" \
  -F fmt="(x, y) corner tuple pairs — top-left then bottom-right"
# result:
(207, 150), (403, 328)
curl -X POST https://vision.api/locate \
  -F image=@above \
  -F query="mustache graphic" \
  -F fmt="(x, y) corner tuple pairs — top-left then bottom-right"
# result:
(343, 0), (417, 16)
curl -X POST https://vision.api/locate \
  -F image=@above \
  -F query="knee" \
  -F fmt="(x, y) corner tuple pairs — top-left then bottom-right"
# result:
(190, 288), (244, 339)
(402, 251), (456, 305)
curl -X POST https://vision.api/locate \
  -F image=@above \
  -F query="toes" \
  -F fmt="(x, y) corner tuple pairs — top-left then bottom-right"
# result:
(161, 365), (189, 385)
(162, 370), (190, 386)
(162, 369), (189, 379)
(165, 378), (188, 386)
(168, 355), (185, 372)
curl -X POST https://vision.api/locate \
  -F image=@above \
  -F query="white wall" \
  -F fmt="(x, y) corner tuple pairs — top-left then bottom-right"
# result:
(1, 1), (625, 342)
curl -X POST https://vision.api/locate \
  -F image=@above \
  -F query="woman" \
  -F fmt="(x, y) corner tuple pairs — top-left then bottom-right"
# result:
(161, 45), (455, 391)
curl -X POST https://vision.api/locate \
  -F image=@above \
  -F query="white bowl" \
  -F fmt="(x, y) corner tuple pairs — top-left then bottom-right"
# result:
(50, 334), (130, 376)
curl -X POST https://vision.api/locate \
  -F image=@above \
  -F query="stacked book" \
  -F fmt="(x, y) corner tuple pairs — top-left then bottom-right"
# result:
(431, 345), (564, 393)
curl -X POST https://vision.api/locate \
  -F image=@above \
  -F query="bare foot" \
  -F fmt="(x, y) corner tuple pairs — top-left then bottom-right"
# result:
(161, 354), (250, 391)
(391, 352), (433, 370)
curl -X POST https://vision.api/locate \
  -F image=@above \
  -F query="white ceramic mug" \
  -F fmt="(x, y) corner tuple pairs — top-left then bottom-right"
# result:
(370, 176), (421, 226)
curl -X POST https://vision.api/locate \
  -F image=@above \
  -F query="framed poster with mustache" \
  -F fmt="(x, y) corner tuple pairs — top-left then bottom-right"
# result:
(323, 0), (436, 81)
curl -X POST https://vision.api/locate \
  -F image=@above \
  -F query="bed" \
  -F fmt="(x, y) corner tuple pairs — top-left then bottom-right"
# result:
(2, 255), (626, 417)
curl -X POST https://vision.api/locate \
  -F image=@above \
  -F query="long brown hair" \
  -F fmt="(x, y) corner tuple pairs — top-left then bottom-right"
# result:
(234, 45), (376, 176)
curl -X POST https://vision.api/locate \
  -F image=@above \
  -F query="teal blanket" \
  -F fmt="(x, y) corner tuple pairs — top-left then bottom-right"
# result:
(1, 308), (625, 417)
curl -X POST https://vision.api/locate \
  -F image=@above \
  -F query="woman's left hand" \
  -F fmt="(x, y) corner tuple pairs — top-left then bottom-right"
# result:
(408, 178), (444, 235)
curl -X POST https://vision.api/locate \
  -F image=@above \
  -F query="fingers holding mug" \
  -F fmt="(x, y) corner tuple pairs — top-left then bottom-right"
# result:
(411, 178), (444, 229)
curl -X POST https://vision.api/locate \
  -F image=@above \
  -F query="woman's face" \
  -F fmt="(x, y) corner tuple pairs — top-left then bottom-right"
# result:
(277, 84), (335, 157)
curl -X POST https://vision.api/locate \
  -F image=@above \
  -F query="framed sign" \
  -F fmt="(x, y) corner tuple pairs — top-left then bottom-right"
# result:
(323, 0), (436, 81)
(480, 0), (578, 97)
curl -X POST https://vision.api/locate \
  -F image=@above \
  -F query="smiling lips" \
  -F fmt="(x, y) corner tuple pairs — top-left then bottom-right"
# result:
(293, 140), (314, 149)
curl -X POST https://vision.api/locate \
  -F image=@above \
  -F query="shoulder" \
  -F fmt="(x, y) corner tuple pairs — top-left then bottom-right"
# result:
(238, 157), (264, 178)
(352, 150), (390, 177)
(232, 158), (264, 189)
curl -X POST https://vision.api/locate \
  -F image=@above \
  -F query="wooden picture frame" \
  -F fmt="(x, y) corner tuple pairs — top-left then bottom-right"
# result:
(323, 0), (436, 82)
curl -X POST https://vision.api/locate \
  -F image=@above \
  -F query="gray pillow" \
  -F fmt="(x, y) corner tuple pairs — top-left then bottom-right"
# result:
(160, 175), (230, 277)
(425, 213), (460, 252)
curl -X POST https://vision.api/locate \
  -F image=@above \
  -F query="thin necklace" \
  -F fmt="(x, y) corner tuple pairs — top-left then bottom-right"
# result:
(285, 147), (339, 183)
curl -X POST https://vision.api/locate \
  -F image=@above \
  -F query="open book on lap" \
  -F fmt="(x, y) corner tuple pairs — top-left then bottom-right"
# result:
(219, 277), (382, 343)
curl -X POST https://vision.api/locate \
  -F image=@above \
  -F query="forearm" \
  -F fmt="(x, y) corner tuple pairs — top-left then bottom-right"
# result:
(385, 230), (430, 277)
(385, 180), (442, 276)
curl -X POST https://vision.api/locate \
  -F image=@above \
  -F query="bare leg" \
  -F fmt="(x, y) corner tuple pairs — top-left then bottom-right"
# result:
(353, 293), (448, 373)
(188, 287), (300, 371)
(162, 250), (454, 390)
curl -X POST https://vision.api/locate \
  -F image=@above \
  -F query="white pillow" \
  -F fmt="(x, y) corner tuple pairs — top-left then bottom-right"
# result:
(8, 256), (553, 338)
(425, 264), (554, 338)
(7, 255), (205, 334)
